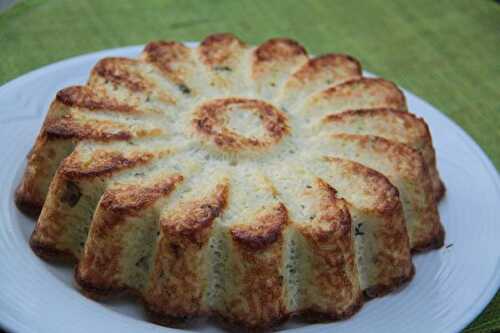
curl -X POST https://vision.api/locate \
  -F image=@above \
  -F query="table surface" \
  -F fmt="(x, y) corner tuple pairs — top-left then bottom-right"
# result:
(0, 0), (498, 332)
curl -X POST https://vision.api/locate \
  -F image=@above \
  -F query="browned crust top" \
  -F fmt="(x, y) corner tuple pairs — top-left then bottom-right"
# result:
(100, 174), (183, 214)
(92, 57), (148, 92)
(230, 203), (288, 250)
(350, 132), (428, 181)
(323, 108), (427, 134)
(193, 97), (289, 151)
(323, 156), (401, 216)
(300, 179), (351, 243)
(321, 78), (406, 107)
(60, 151), (155, 179)
(254, 38), (307, 62)
(143, 40), (191, 80)
(199, 33), (246, 66)
(292, 53), (362, 83)
(44, 118), (133, 142)
(161, 183), (229, 241)
(56, 86), (136, 113)
(331, 132), (423, 168)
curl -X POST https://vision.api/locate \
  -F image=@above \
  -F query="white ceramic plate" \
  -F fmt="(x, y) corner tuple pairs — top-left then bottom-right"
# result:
(1, 44), (499, 333)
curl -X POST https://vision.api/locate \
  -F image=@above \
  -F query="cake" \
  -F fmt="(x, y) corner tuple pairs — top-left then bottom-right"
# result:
(15, 33), (445, 329)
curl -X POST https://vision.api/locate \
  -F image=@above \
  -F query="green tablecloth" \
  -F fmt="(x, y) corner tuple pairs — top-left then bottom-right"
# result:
(0, 0), (498, 331)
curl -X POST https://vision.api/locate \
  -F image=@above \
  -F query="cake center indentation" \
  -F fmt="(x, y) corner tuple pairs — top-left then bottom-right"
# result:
(192, 98), (289, 153)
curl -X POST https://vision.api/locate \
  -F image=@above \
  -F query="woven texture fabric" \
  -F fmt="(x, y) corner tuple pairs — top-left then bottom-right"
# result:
(0, 0), (498, 331)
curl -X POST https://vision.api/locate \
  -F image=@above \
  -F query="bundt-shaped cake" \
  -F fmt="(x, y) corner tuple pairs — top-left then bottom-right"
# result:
(15, 33), (445, 329)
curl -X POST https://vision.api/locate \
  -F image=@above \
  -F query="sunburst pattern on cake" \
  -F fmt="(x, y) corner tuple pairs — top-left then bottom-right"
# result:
(15, 33), (445, 329)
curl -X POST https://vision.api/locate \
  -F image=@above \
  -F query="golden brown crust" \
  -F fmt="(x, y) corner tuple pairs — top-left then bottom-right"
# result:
(363, 263), (415, 299)
(142, 40), (192, 85)
(145, 251), (209, 318)
(44, 118), (133, 142)
(16, 128), (77, 218)
(323, 107), (402, 123)
(75, 238), (125, 294)
(324, 156), (401, 215)
(16, 172), (45, 216)
(15, 186), (45, 217)
(56, 86), (136, 113)
(411, 223), (445, 252)
(160, 182), (228, 242)
(91, 57), (148, 92)
(60, 151), (154, 179)
(29, 235), (77, 262)
(143, 41), (190, 67)
(254, 38), (307, 63)
(320, 78), (406, 110)
(251, 38), (309, 94)
(331, 133), (426, 178)
(100, 175), (183, 215)
(223, 271), (288, 329)
(74, 269), (129, 298)
(276, 53), (362, 109)
(230, 203), (288, 250)
(192, 98), (289, 152)
(299, 179), (351, 242)
(199, 33), (246, 66)
(293, 53), (362, 84)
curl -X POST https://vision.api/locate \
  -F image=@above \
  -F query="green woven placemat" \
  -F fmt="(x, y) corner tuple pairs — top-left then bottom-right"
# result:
(0, 0), (498, 331)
